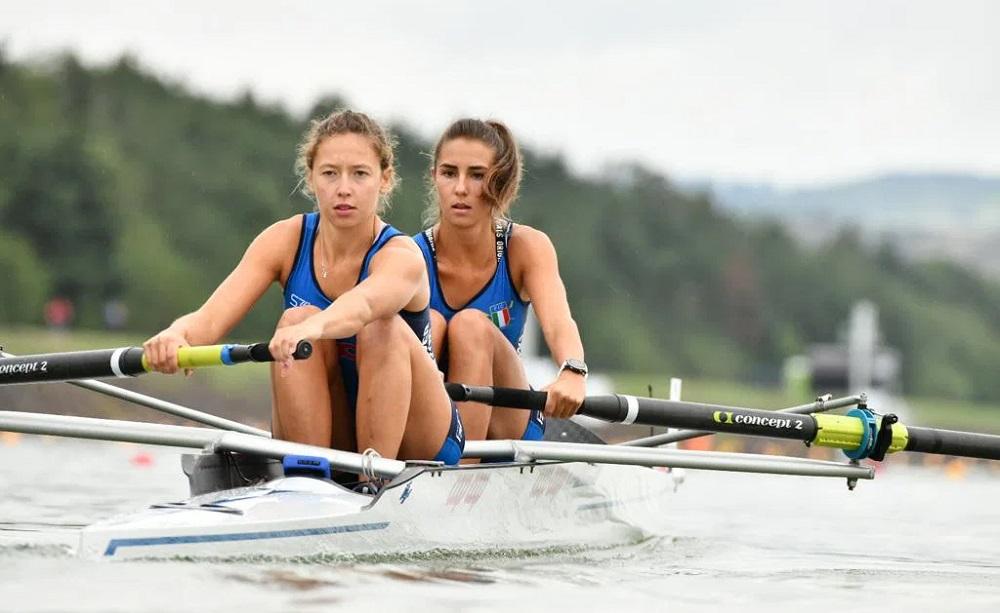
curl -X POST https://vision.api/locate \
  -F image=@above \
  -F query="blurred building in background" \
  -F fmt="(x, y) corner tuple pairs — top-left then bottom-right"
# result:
(785, 300), (906, 415)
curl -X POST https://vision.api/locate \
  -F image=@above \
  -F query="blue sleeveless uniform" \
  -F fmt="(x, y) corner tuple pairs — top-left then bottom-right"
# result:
(283, 212), (465, 465)
(414, 221), (544, 441)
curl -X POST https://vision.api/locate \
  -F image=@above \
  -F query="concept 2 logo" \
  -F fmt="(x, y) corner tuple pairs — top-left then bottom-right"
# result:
(713, 410), (803, 430)
(0, 361), (48, 377)
(713, 411), (734, 425)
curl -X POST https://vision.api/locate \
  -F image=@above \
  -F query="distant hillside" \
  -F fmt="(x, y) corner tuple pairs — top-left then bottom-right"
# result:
(711, 173), (1000, 219)
(701, 173), (1000, 276)
(4, 53), (1000, 403)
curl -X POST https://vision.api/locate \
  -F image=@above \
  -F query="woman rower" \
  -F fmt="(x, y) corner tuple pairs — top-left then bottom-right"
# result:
(144, 109), (465, 479)
(414, 118), (588, 443)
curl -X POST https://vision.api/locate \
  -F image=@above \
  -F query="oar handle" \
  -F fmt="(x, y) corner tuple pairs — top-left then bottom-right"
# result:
(446, 384), (547, 412)
(168, 341), (313, 369)
(0, 341), (313, 386)
(445, 384), (624, 419)
(263, 340), (314, 361)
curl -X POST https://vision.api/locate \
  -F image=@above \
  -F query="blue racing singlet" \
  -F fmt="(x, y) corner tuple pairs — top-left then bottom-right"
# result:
(283, 213), (433, 408)
(413, 220), (531, 351)
(414, 220), (543, 441)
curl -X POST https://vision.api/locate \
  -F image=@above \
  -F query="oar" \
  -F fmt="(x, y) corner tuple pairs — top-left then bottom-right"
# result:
(446, 384), (1000, 462)
(0, 341), (312, 386)
(0, 348), (271, 436)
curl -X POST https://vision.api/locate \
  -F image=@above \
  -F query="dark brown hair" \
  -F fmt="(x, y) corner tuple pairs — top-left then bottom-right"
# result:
(426, 118), (523, 224)
(295, 109), (398, 211)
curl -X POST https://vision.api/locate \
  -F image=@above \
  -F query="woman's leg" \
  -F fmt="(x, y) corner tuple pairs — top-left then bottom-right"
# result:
(446, 309), (530, 441)
(270, 306), (350, 449)
(354, 316), (452, 461)
(484, 336), (533, 440)
(429, 309), (447, 364)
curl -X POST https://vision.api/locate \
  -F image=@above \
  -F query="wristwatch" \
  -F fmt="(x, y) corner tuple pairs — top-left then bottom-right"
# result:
(559, 358), (589, 378)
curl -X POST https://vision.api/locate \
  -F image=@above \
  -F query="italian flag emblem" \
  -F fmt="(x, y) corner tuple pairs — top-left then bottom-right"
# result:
(489, 302), (512, 329)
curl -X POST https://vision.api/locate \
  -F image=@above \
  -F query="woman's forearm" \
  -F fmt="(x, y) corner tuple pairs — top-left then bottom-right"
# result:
(166, 311), (219, 346)
(313, 292), (375, 340)
(541, 316), (585, 364)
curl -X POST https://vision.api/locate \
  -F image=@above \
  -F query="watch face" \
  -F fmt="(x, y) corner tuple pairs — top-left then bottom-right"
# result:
(564, 359), (588, 375)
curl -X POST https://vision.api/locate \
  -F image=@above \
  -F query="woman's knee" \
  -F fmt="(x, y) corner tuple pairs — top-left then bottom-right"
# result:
(447, 309), (494, 353)
(430, 310), (447, 338)
(429, 310), (447, 355)
(356, 316), (409, 358)
(277, 305), (322, 328)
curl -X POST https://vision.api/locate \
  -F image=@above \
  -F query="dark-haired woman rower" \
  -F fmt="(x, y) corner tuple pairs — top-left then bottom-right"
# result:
(414, 118), (587, 445)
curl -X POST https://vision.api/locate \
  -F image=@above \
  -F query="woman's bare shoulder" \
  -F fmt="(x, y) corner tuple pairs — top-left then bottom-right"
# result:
(509, 223), (556, 258)
(239, 214), (306, 277)
(262, 214), (305, 240)
(374, 233), (424, 266)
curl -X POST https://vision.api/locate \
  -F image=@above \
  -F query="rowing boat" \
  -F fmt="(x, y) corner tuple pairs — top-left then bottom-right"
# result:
(2, 341), (996, 561)
(80, 459), (676, 560)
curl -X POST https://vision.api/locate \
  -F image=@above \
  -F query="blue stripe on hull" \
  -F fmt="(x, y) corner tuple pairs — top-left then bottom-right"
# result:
(104, 521), (391, 556)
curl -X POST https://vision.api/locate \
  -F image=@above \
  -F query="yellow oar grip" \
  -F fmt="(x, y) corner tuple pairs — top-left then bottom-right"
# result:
(888, 422), (908, 454)
(177, 345), (227, 368)
(813, 414), (909, 455)
(140, 345), (227, 371)
(814, 414), (865, 450)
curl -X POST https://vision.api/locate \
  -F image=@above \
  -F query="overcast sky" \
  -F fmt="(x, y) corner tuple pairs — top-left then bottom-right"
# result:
(3, 0), (997, 187)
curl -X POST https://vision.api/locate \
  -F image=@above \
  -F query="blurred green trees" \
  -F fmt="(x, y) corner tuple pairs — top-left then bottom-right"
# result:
(2, 54), (999, 401)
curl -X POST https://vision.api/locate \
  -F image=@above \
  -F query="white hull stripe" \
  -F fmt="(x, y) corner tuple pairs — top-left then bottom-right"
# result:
(104, 521), (391, 556)
(622, 395), (639, 425)
(109, 348), (129, 378)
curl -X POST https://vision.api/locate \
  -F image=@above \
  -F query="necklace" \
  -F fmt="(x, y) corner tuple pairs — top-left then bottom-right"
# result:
(317, 218), (379, 280)
(318, 230), (330, 279)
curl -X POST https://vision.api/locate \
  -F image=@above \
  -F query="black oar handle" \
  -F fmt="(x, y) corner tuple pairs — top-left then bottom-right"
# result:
(446, 384), (546, 412)
(242, 340), (313, 362)
(0, 340), (313, 386)
(444, 384), (626, 420)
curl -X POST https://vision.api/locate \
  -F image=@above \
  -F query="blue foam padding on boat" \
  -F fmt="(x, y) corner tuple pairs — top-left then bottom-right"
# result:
(282, 455), (331, 480)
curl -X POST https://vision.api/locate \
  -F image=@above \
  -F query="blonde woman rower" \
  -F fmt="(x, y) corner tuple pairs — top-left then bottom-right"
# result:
(144, 110), (465, 481)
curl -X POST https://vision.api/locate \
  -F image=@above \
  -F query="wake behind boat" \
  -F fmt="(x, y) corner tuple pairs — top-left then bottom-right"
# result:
(2, 341), (996, 561)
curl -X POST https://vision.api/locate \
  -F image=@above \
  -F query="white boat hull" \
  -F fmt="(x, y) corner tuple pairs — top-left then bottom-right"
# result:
(78, 462), (676, 560)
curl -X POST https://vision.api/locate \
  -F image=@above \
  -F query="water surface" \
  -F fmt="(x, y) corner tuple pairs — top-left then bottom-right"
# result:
(1, 437), (998, 612)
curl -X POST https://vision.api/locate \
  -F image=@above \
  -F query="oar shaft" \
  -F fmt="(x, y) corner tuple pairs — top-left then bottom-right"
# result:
(0, 341), (312, 386)
(621, 395), (861, 448)
(447, 384), (824, 443)
(0, 347), (144, 385)
(905, 426), (1000, 461)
